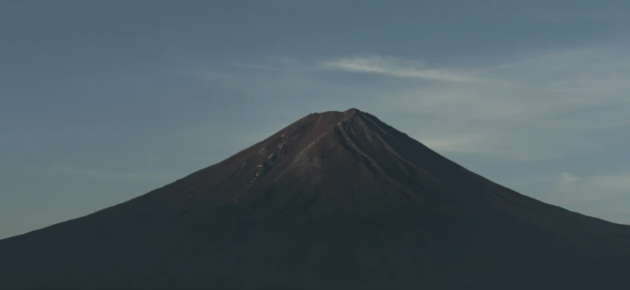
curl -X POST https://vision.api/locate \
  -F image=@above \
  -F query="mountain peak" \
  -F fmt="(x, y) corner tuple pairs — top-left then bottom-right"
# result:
(304, 108), (365, 122)
(343, 107), (362, 115)
(2, 109), (630, 290)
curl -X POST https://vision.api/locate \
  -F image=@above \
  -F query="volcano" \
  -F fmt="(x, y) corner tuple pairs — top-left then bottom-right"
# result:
(1, 109), (629, 290)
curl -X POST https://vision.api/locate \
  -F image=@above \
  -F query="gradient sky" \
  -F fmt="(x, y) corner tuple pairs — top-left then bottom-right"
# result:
(2, 0), (630, 239)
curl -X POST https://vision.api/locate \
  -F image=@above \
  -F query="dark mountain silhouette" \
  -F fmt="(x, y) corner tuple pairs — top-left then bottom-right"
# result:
(1, 109), (629, 290)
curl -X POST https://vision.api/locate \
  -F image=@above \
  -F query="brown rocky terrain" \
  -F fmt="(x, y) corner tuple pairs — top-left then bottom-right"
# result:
(1, 109), (629, 290)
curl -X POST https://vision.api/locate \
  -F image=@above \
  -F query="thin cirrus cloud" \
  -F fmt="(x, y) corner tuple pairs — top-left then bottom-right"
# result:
(369, 48), (630, 158)
(320, 55), (481, 82)
(560, 172), (579, 184)
(161, 47), (630, 162)
(549, 171), (630, 204)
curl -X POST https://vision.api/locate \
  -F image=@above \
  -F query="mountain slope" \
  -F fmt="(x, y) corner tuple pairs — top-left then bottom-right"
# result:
(1, 109), (629, 290)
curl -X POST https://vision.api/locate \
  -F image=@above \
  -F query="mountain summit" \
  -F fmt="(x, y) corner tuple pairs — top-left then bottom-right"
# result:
(1, 109), (629, 290)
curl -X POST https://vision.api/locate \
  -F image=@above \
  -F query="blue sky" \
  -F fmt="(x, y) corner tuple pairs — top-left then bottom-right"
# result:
(1, 0), (630, 239)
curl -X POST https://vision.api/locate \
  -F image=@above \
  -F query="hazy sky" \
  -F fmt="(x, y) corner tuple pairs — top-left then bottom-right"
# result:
(2, 0), (630, 239)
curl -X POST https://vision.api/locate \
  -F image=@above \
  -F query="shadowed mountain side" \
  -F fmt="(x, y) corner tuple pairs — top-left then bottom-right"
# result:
(1, 109), (630, 290)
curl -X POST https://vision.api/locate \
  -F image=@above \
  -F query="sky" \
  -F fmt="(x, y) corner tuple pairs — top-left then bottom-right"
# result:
(1, 0), (630, 239)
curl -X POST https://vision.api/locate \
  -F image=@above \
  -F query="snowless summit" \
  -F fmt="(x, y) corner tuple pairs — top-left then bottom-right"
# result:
(1, 108), (630, 290)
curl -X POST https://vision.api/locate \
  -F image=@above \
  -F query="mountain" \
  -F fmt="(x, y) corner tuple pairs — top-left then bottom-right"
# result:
(1, 109), (629, 290)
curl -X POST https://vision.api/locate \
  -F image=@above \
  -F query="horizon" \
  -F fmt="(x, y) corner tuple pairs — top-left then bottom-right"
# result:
(2, 0), (630, 240)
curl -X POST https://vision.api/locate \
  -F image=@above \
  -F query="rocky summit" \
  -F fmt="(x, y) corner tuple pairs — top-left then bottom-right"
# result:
(1, 109), (630, 290)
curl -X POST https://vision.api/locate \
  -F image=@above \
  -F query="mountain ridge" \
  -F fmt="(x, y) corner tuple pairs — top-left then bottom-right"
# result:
(1, 108), (629, 290)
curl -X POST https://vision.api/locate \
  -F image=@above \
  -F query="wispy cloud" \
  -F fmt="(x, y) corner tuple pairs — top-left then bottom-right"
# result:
(376, 48), (630, 160)
(560, 172), (579, 184)
(536, 171), (630, 207)
(165, 47), (630, 161)
(320, 55), (481, 82)
(145, 47), (630, 223)
(495, 169), (630, 222)
(552, 171), (630, 224)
